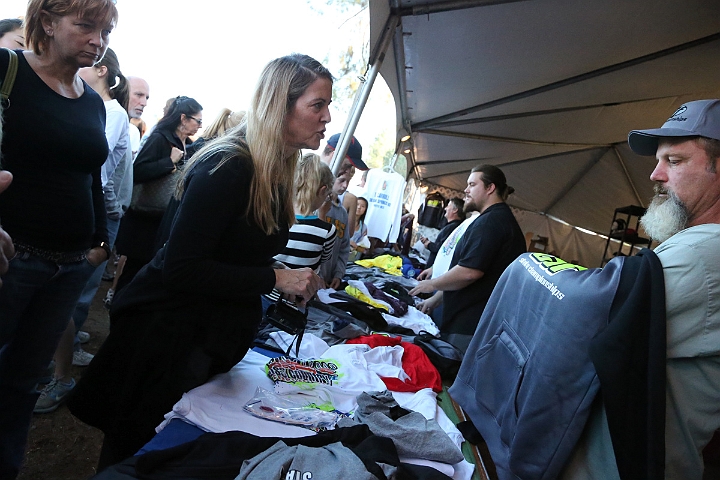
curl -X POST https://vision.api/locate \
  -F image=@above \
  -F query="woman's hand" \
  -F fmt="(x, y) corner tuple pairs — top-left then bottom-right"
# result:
(274, 268), (324, 308)
(170, 147), (184, 164)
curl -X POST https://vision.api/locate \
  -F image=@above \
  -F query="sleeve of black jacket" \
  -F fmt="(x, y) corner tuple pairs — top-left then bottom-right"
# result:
(589, 248), (667, 480)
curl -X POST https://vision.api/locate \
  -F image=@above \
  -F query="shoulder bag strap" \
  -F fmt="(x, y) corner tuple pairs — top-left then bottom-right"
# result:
(1, 48), (19, 101)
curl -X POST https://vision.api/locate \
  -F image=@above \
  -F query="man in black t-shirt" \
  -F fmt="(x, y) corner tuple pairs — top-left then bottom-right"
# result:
(409, 165), (526, 352)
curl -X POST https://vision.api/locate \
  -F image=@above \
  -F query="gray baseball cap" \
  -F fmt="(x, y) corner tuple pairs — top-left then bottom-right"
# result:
(628, 99), (720, 156)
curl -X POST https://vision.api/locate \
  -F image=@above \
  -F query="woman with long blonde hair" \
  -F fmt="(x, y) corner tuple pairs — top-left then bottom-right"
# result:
(69, 53), (332, 468)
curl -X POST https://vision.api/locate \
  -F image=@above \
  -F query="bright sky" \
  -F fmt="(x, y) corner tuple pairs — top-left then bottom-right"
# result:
(0, 0), (397, 160)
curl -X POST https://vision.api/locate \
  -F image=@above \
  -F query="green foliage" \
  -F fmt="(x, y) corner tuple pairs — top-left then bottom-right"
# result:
(367, 130), (395, 169)
(309, 0), (370, 114)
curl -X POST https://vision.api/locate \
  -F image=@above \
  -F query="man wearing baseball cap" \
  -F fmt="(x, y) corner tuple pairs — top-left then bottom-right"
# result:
(322, 133), (369, 174)
(321, 133), (368, 237)
(318, 134), (368, 289)
(563, 100), (720, 479)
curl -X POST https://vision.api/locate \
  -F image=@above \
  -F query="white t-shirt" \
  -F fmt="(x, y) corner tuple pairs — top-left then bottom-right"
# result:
(431, 212), (479, 279)
(364, 169), (406, 242)
(129, 123), (141, 159)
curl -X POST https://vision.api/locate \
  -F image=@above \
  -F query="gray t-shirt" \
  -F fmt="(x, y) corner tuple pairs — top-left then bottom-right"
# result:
(236, 440), (383, 480)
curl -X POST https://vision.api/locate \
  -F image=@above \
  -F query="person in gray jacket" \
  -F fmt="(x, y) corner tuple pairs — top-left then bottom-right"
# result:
(562, 99), (720, 480)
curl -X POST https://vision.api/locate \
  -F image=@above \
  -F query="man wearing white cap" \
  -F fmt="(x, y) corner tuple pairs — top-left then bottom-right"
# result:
(563, 99), (720, 480)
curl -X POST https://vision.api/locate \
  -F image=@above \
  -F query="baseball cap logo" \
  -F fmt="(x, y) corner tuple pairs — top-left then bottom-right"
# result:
(666, 105), (687, 123)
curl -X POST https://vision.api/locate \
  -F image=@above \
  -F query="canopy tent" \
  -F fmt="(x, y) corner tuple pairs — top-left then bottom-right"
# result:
(362, 0), (720, 249)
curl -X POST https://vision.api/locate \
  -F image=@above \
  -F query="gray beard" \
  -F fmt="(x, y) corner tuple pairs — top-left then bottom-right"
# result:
(640, 190), (689, 243)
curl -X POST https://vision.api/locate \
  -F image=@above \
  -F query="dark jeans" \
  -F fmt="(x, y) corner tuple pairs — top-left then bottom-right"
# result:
(0, 251), (95, 479)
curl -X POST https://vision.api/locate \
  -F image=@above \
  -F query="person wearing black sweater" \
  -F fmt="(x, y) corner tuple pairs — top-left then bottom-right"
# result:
(0, 1), (118, 477)
(112, 96), (202, 294)
(68, 53), (330, 469)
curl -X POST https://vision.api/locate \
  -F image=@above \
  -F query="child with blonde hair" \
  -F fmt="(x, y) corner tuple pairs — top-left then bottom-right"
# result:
(274, 153), (336, 271)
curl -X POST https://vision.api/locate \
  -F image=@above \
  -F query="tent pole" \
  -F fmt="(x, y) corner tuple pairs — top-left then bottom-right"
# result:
(331, 13), (400, 176)
(612, 146), (645, 207)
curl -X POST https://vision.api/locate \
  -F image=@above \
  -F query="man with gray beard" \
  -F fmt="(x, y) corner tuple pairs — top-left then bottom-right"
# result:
(561, 99), (720, 480)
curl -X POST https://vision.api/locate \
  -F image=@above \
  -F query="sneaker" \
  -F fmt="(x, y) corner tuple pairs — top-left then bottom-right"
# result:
(77, 330), (90, 344)
(103, 288), (114, 310)
(34, 378), (76, 413)
(72, 348), (94, 367)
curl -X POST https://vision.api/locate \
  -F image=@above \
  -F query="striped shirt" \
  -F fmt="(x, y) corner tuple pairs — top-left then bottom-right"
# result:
(274, 215), (336, 271)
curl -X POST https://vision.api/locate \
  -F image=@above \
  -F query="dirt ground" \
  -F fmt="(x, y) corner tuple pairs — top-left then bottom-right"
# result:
(18, 276), (112, 480)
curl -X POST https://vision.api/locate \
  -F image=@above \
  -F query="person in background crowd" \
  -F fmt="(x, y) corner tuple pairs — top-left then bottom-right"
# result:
(186, 107), (245, 157)
(126, 76), (149, 121)
(561, 99), (720, 480)
(102, 75), (150, 303)
(34, 47), (130, 413)
(320, 133), (368, 237)
(349, 196), (369, 254)
(112, 96), (202, 296)
(137, 96), (175, 150)
(317, 170), (352, 289)
(68, 53), (330, 469)
(419, 197), (465, 268)
(409, 165), (526, 352)
(130, 117), (145, 137)
(0, 0), (118, 476)
(0, 18), (24, 49)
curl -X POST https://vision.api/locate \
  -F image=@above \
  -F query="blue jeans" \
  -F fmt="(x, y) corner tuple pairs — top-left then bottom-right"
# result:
(0, 251), (95, 479)
(72, 217), (121, 342)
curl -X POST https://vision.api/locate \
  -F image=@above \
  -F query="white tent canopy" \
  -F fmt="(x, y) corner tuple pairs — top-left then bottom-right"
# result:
(366, 0), (720, 241)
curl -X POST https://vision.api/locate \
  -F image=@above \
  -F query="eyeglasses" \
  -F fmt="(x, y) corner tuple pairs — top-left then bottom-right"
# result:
(187, 116), (202, 126)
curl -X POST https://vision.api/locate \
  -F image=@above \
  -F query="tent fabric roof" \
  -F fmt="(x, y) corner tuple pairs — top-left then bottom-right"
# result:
(370, 0), (720, 234)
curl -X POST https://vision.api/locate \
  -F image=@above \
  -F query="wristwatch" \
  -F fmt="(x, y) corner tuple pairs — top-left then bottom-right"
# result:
(95, 241), (112, 260)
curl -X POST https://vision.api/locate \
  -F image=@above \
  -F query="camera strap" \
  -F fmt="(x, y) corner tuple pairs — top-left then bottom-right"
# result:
(264, 300), (308, 358)
(285, 327), (305, 358)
